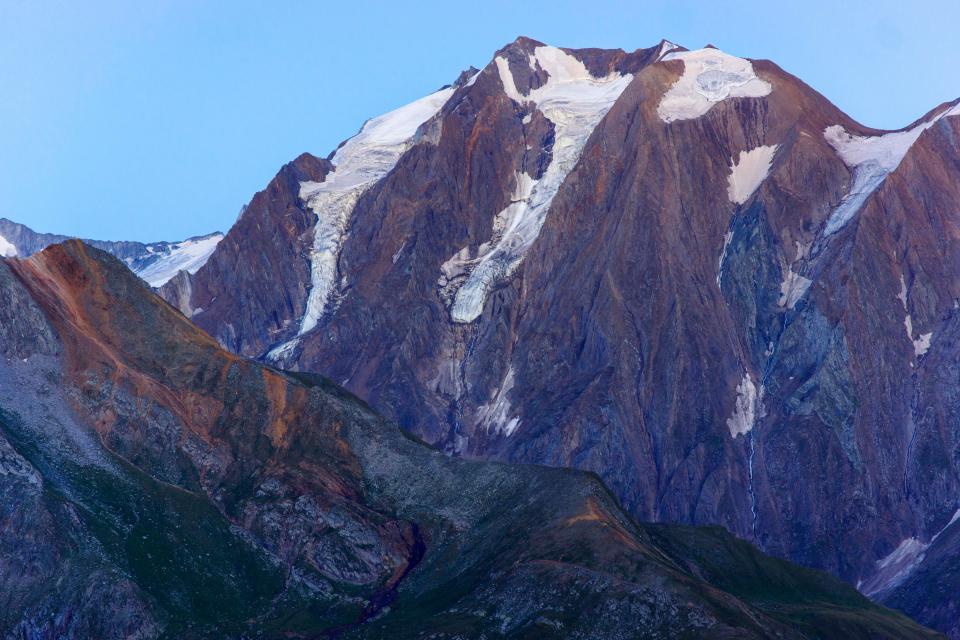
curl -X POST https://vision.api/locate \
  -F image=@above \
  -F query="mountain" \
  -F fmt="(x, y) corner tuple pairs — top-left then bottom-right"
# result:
(0, 217), (223, 287)
(0, 240), (938, 638)
(156, 36), (960, 635)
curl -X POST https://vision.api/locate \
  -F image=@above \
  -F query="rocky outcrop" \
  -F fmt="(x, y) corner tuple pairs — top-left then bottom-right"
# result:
(0, 241), (939, 638)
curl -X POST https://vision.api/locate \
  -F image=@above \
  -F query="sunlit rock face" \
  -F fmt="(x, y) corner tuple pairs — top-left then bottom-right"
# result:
(159, 36), (960, 637)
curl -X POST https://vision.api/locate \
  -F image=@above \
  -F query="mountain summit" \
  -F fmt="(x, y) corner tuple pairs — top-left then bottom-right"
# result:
(153, 38), (960, 635)
(10, 36), (948, 636)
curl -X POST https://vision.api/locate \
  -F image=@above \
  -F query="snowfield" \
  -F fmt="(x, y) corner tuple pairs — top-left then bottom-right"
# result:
(0, 233), (17, 258)
(657, 48), (772, 123)
(823, 101), (960, 235)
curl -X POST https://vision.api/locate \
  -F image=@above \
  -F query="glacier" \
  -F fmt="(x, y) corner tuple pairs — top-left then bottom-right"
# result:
(295, 86), (455, 339)
(265, 85), (457, 362)
(446, 46), (633, 324)
(657, 48), (772, 123)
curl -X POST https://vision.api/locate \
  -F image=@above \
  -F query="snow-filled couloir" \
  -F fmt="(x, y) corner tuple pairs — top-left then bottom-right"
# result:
(267, 86), (455, 360)
(442, 46), (633, 324)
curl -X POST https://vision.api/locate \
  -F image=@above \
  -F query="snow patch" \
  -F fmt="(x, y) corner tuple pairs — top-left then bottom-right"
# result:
(778, 269), (811, 309)
(898, 274), (933, 357)
(861, 508), (960, 596)
(717, 230), (733, 288)
(265, 339), (299, 363)
(135, 234), (223, 287)
(444, 46), (633, 323)
(656, 40), (679, 60)
(861, 537), (929, 596)
(823, 103), (960, 235)
(947, 508), (960, 530)
(476, 367), (521, 437)
(391, 240), (406, 264)
(727, 374), (762, 438)
(657, 48), (771, 123)
(914, 331), (932, 357)
(294, 86), (455, 338)
(0, 233), (17, 258)
(727, 144), (778, 204)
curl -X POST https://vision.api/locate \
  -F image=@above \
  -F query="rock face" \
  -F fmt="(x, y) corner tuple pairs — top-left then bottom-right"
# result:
(0, 241), (937, 638)
(0, 217), (223, 287)
(160, 152), (331, 352)
(158, 37), (960, 634)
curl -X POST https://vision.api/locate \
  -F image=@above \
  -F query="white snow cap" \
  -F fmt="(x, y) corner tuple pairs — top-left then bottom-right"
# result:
(727, 144), (778, 205)
(136, 234), (223, 287)
(0, 233), (17, 258)
(823, 101), (960, 235)
(444, 46), (633, 324)
(657, 48), (772, 123)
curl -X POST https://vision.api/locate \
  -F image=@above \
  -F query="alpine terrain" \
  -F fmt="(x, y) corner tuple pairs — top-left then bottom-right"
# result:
(150, 37), (960, 636)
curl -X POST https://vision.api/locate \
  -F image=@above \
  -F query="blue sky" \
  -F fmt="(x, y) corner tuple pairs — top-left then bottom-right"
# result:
(1, 0), (958, 241)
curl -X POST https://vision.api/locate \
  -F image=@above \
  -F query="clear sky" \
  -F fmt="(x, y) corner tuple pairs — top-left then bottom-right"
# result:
(2, 0), (958, 242)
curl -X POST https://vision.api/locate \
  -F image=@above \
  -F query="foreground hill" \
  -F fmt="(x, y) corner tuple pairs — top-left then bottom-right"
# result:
(0, 241), (938, 638)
